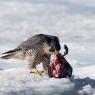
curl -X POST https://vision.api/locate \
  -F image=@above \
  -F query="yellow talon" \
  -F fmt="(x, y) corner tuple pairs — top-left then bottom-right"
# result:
(36, 69), (44, 76)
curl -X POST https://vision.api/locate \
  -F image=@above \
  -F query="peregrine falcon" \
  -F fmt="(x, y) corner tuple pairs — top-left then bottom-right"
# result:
(1, 34), (61, 73)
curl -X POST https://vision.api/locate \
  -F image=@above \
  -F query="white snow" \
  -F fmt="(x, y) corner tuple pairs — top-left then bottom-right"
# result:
(0, 0), (95, 95)
(0, 67), (95, 95)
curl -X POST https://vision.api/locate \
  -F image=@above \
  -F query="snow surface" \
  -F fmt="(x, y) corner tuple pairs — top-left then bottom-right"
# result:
(0, 67), (95, 95)
(0, 0), (95, 95)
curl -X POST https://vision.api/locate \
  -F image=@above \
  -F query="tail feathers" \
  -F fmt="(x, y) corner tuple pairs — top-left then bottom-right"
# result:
(1, 54), (14, 59)
(1, 48), (22, 59)
(2, 48), (22, 55)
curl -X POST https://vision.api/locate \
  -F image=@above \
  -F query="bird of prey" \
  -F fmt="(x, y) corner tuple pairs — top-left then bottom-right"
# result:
(1, 34), (61, 73)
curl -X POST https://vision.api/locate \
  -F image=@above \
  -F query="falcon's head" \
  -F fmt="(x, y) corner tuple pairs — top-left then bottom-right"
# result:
(43, 35), (61, 55)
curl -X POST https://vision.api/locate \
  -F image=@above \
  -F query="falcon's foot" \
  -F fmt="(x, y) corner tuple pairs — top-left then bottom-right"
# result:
(30, 68), (37, 73)
(30, 69), (44, 76)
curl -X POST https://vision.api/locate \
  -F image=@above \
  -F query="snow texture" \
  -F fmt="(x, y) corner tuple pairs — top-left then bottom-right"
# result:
(0, 67), (95, 95)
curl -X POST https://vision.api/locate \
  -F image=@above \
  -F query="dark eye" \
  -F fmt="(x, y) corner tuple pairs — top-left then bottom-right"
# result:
(49, 47), (55, 52)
